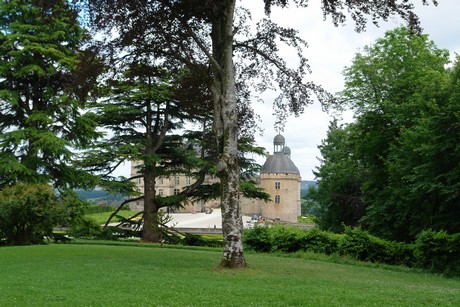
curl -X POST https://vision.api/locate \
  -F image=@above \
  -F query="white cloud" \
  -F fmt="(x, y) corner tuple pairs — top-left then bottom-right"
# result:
(243, 0), (460, 180)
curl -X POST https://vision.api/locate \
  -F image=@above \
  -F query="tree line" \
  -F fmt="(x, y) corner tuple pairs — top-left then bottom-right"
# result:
(313, 27), (460, 242)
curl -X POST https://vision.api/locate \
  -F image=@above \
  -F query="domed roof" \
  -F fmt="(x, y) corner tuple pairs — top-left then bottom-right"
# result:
(261, 153), (300, 174)
(273, 134), (285, 144)
(282, 146), (291, 155)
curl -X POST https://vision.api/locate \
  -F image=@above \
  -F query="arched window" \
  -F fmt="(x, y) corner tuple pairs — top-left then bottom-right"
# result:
(275, 195), (280, 204)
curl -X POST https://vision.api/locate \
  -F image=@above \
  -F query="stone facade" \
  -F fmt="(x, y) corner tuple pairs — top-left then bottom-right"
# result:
(240, 134), (301, 223)
(130, 134), (301, 223)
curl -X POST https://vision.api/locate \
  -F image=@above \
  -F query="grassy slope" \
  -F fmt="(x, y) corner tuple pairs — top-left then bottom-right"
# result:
(0, 243), (459, 306)
(85, 210), (136, 225)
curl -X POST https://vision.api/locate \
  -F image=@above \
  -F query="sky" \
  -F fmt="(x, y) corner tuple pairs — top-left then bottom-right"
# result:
(113, 0), (460, 180)
(244, 0), (460, 180)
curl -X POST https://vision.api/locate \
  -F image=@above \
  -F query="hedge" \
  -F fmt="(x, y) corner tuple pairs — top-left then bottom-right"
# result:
(243, 225), (458, 277)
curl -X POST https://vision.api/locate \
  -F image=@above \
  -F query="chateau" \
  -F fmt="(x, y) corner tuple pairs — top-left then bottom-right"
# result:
(130, 134), (301, 223)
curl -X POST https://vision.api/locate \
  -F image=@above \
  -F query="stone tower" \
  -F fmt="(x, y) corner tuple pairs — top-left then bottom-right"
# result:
(258, 134), (301, 223)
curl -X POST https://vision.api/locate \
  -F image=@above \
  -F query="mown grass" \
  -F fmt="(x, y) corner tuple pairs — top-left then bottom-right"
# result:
(0, 242), (459, 306)
(85, 210), (137, 225)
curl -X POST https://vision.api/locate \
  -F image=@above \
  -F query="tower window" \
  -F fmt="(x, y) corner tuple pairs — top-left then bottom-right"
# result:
(275, 195), (280, 204)
(275, 181), (280, 190)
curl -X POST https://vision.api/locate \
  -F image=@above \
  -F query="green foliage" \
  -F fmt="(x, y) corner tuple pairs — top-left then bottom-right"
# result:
(301, 228), (341, 255)
(338, 228), (414, 266)
(243, 225), (274, 252)
(69, 217), (103, 238)
(314, 121), (366, 233)
(316, 27), (459, 241)
(244, 225), (340, 255)
(181, 233), (223, 248)
(243, 225), (460, 274)
(0, 0), (101, 189)
(415, 230), (460, 276)
(0, 183), (63, 245)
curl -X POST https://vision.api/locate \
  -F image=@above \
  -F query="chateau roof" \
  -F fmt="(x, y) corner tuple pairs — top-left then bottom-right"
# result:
(273, 134), (285, 144)
(261, 153), (300, 174)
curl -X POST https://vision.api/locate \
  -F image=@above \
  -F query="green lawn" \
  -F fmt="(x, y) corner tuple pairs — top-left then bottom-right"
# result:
(0, 243), (459, 306)
(85, 210), (137, 225)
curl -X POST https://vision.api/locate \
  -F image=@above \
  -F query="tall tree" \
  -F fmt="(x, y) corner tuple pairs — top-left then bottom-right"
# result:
(86, 62), (213, 242)
(341, 27), (450, 240)
(83, 0), (437, 267)
(314, 120), (365, 233)
(0, 0), (101, 189)
(316, 27), (456, 241)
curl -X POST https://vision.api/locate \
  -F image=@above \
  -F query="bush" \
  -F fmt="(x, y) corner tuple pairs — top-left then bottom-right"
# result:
(415, 230), (460, 276)
(271, 225), (305, 253)
(338, 228), (414, 266)
(245, 225), (460, 276)
(0, 183), (63, 245)
(243, 225), (274, 252)
(301, 228), (341, 255)
(244, 226), (340, 254)
(181, 233), (222, 248)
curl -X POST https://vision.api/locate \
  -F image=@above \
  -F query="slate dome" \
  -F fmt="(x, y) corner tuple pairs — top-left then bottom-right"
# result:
(261, 153), (300, 174)
(282, 146), (291, 155)
(273, 134), (285, 144)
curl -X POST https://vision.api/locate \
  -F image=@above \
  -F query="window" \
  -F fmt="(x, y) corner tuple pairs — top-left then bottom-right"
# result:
(173, 188), (180, 195)
(186, 176), (191, 185)
(158, 189), (163, 196)
(275, 195), (280, 204)
(275, 181), (280, 189)
(174, 176), (180, 186)
(158, 177), (163, 184)
(136, 178), (142, 185)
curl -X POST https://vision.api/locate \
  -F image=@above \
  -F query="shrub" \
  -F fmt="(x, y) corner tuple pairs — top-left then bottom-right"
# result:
(301, 228), (341, 255)
(0, 183), (63, 245)
(338, 228), (414, 266)
(338, 228), (373, 261)
(243, 225), (274, 252)
(181, 233), (222, 248)
(244, 225), (340, 254)
(415, 230), (460, 276)
(270, 225), (305, 253)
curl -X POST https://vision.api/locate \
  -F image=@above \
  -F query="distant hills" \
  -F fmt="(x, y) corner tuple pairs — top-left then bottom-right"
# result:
(301, 180), (317, 197)
(76, 180), (317, 205)
(76, 189), (125, 206)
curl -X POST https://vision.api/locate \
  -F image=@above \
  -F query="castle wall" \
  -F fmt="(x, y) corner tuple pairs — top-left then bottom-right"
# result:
(258, 173), (301, 223)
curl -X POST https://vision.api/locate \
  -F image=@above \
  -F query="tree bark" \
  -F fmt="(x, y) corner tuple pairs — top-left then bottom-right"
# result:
(210, 0), (246, 268)
(141, 164), (161, 242)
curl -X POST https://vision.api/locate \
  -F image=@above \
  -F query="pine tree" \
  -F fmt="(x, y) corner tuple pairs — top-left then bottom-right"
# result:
(0, 0), (101, 188)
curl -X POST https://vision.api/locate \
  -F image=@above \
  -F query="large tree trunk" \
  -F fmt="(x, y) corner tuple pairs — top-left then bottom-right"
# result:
(141, 166), (161, 242)
(141, 100), (161, 243)
(211, 0), (246, 268)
